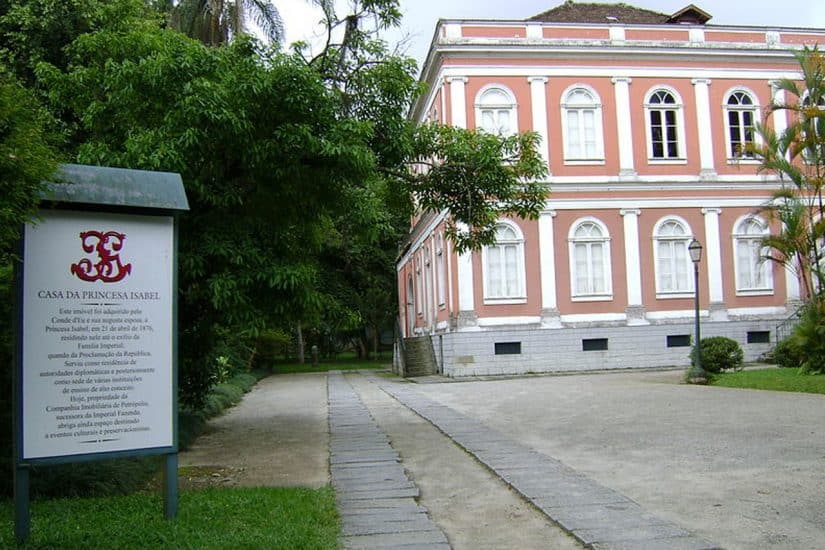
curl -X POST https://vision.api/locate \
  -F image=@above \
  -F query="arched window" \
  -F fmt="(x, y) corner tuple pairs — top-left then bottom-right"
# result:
(568, 218), (612, 298)
(475, 86), (517, 135)
(733, 216), (773, 293)
(654, 218), (693, 294)
(561, 86), (604, 161)
(483, 222), (526, 301)
(645, 88), (685, 160)
(725, 89), (758, 159)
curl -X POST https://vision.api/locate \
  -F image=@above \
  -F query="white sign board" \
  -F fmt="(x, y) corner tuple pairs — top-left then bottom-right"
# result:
(22, 210), (174, 460)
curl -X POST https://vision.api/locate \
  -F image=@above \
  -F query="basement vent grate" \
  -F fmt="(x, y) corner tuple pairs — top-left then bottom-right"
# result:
(495, 342), (522, 355)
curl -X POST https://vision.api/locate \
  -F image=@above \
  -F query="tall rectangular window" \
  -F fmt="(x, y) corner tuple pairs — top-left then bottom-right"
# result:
(483, 222), (526, 302)
(569, 219), (611, 299)
(562, 87), (603, 161)
(646, 89), (683, 160)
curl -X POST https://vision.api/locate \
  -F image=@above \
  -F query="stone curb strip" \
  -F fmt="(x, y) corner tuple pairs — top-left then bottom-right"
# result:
(328, 371), (450, 549)
(369, 375), (721, 550)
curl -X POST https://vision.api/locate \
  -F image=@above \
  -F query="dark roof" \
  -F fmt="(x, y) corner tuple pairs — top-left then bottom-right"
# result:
(666, 4), (711, 24)
(529, 2), (712, 25)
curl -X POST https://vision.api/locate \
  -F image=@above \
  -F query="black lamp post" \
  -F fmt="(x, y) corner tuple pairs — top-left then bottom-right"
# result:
(687, 238), (708, 384)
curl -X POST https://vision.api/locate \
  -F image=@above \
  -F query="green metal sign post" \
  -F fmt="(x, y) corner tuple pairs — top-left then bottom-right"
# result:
(13, 164), (188, 543)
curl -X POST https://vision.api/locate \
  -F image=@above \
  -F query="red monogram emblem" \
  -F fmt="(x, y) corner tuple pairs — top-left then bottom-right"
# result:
(70, 231), (133, 283)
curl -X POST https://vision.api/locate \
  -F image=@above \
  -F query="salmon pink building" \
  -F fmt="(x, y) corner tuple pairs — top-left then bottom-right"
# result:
(396, 2), (825, 376)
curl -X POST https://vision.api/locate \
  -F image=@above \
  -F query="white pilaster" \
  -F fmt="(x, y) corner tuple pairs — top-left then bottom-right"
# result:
(446, 232), (454, 313)
(456, 223), (477, 327)
(769, 81), (788, 139)
(428, 238), (437, 328)
(702, 207), (727, 320)
(457, 250), (474, 310)
(611, 77), (636, 178)
(526, 23), (543, 39)
(785, 263), (801, 303)
(538, 210), (561, 327)
(528, 76), (551, 172)
(620, 209), (642, 306)
(620, 209), (647, 325)
(609, 26), (626, 41)
(443, 24), (462, 39)
(447, 77), (469, 129)
(689, 28), (705, 43)
(692, 78), (716, 179)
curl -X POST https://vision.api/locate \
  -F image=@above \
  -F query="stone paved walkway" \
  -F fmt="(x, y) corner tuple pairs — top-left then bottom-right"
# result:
(327, 371), (450, 549)
(366, 373), (720, 550)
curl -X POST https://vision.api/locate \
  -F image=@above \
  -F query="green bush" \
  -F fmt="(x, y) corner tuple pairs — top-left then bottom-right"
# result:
(772, 338), (804, 368)
(691, 336), (744, 373)
(255, 329), (291, 365)
(789, 298), (825, 374)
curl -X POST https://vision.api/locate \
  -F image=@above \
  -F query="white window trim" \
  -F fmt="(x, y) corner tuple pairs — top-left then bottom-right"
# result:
(474, 84), (518, 136)
(732, 214), (773, 296)
(723, 87), (761, 162)
(482, 220), (527, 304)
(644, 85), (687, 162)
(653, 215), (694, 298)
(560, 84), (605, 163)
(568, 217), (613, 301)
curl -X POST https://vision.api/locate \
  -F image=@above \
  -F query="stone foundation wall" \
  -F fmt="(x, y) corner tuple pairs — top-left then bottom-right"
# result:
(432, 319), (778, 377)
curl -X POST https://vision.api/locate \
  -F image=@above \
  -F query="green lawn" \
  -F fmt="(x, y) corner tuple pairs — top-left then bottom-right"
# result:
(2, 486), (340, 549)
(711, 367), (825, 395)
(271, 352), (390, 375)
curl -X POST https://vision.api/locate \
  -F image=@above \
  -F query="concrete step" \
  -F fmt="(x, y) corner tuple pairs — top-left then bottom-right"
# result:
(401, 336), (437, 377)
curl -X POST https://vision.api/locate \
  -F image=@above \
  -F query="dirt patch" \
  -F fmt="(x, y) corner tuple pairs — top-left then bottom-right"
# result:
(177, 465), (245, 490)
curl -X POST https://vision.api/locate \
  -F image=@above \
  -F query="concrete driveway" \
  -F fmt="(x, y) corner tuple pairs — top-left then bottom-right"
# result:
(393, 369), (825, 549)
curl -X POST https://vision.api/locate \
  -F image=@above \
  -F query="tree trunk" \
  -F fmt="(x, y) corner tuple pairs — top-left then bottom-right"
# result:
(296, 323), (305, 364)
(371, 324), (379, 358)
(356, 336), (367, 360)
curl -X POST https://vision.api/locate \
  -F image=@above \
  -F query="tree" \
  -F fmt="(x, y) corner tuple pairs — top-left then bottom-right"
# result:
(752, 46), (825, 299)
(299, 0), (548, 251)
(752, 46), (825, 374)
(400, 124), (548, 253)
(0, 68), (60, 496)
(0, 0), (154, 87)
(0, 68), (59, 258)
(169, 0), (283, 45)
(36, 27), (370, 403)
(317, 174), (410, 359)
(28, 0), (547, 405)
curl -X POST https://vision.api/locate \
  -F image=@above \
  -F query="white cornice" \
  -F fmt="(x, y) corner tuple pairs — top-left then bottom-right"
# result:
(546, 196), (771, 210)
(436, 65), (801, 82)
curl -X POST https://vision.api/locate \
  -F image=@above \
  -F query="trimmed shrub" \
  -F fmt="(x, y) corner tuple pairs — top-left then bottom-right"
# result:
(691, 336), (743, 373)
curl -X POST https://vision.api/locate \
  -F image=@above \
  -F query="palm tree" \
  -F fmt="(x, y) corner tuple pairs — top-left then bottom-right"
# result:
(752, 46), (825, 299)
(170, 0), (283, 46)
